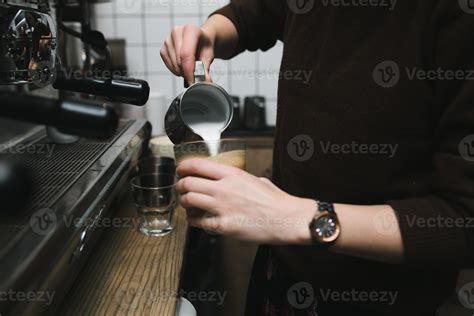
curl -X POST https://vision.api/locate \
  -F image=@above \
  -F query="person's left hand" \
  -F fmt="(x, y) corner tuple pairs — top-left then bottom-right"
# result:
(176, 159), (315, 245)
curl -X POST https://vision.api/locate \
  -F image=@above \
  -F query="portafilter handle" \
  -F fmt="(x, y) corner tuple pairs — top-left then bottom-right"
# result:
(0, 93), (119, 138)
(53, 71), (150, 106)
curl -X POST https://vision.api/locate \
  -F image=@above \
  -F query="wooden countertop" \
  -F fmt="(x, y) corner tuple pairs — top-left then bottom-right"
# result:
(60, 193), (188, 316)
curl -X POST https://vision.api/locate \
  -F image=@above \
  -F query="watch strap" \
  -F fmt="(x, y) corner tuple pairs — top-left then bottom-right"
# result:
(318, 201), (335, 214)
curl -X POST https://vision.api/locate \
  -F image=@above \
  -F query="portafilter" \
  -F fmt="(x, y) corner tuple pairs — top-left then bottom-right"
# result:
(0, 3), (57, 85)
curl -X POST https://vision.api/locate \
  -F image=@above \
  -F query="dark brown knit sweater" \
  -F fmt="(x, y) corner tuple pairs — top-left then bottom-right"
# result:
(214, 1), (474, 315)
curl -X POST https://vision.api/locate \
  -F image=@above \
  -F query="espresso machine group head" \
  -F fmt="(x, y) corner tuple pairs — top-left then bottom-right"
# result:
(0, 0), (151, 210)
(0, 2), (122, 137)
(0, 1), (151, 137)
(0, 2), (57, 86)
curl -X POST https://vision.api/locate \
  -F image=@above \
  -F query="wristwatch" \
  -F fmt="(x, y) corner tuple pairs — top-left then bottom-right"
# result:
(309, 201), (341, 248)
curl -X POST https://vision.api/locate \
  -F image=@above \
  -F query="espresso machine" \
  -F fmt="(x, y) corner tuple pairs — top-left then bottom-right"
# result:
(0, 0), (152, 314)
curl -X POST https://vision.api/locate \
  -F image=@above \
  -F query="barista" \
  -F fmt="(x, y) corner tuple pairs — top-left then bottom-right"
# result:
(161, 1), (474, 314)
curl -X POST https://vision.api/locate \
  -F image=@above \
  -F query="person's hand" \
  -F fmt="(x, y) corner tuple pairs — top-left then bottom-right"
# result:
(176, 159), (316, 245)
(160, 24), (215, 84)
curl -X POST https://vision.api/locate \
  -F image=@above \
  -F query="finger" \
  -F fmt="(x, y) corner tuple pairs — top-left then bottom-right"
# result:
(165, 38), (180, 73)
(177, 158), (242, 180)
(171, 26), (184, 68)
(160, 45), (180, 76)
(180, 192), (217, 213)
(180, 24), (201, 85)
(187, 214), (223, 233)
(176, 176), (217, 195)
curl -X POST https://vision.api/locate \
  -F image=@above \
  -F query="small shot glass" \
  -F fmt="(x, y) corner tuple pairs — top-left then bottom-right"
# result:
(131, 173), (177, 237)
(137, 156), (176, 175)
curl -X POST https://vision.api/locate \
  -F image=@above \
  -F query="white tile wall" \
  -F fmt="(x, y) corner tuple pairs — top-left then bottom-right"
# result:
(210, 59), (230, 91)
(94, 17), (115, 39)
(230, 51), (258, 97)
(125, 46), (146, 73)
(146, 46), (167, 72)
(148, 74), (176, 100)
(91, 0), (281, 126)
(93, 2), (114, 16)
(144, 17), (171, 44)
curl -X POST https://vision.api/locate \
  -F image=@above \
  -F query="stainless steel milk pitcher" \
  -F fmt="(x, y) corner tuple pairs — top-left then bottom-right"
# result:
(164, 61), (234, 144)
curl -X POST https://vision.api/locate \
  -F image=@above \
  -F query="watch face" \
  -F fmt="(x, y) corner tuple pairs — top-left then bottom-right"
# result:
(314, 213), (339, 242)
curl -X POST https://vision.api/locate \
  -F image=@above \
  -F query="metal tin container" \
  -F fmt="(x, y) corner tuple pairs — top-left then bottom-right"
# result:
(164, 61), (233, 144)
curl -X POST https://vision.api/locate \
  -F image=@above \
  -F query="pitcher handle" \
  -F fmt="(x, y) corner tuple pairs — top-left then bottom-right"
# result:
(194, 60), (206, 83)
(183, 60), (206, 88)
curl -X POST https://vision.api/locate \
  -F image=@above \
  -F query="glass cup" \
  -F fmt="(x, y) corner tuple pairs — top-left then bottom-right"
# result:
(138, 156), (176, 175)
(174, 139), (246, 170)
(174, 139), (247, 231)
(131, 173), (177, 237)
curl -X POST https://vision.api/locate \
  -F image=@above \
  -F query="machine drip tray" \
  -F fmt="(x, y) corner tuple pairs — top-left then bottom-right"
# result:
(0, 120), (132, 256)
(0, 119), (151, 315)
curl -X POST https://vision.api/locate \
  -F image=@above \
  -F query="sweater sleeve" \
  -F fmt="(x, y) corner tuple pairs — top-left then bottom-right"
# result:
(387, 3), (474, 267)
(211, 0), (287, 53)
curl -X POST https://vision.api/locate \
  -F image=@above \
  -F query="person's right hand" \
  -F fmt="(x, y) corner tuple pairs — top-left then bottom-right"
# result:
(160, 24), (215, 84)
